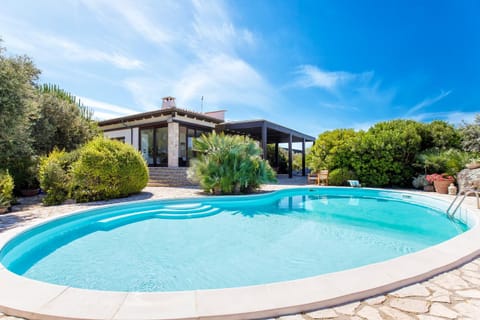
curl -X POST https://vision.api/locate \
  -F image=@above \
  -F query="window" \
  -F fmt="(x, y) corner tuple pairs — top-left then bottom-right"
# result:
(111, 137), (125, 143)
(178, 126), (213, 167)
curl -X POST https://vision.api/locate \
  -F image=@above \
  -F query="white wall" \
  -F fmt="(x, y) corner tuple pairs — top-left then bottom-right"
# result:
(104, 129), (133, 145)
(131, 127), (139, 150)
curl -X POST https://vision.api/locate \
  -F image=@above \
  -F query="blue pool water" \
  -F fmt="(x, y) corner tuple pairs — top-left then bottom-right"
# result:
(0, 188), (468, 292)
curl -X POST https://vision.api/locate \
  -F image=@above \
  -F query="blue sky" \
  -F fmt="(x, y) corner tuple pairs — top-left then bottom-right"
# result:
(1, 0), (478, 137)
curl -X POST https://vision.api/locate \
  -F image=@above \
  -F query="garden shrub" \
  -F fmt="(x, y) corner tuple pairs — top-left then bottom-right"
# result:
(0, 170), (14, 208)
(423, 120), (461, 150)
(460, 114), (480, 152)
(38, 149), (78, 205)
(412, 175), (429, 189)
(71, 137), (148, 202)
(187, 132), (276, 194)
(307, 129), (356, 172)
(328, 168), (357, 186)
(416, 149), (474, 177)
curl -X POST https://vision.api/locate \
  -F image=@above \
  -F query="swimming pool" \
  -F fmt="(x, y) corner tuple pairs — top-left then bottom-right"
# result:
(0, 188), (470, 292)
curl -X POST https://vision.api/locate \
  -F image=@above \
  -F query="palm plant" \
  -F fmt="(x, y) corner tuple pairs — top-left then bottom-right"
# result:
(187, 132), (276, 194)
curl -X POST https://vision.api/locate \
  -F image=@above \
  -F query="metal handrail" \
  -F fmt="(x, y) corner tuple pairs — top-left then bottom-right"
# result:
(446, 188), (480, 218)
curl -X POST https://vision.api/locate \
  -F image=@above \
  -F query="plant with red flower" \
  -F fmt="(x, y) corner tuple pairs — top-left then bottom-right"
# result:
(425, 173), (454, 183)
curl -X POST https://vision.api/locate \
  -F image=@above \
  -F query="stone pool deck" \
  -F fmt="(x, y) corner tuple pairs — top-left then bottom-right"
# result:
(0, 177), (479, 320)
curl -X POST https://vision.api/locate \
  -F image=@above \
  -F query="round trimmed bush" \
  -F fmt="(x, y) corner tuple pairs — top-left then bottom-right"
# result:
(71, 137), (148, 202)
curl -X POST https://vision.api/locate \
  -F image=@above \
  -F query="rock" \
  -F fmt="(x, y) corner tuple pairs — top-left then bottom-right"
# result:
(429, 303), (458, 319)
(431, 273), (470, 290)
(277, 315), (305, 320)
(460, 261), (480, 272)
(389, 297), (430, 313)
(364, 295), (386, 305)
(357, 305), (383, 320)
(426, 284), (451, 303)
(462, 276), (480, 286)
(417, 315), (447, 320)
(306, 308), (337, 319)
(333, 301), (360, 315)
(428, 291), (451, 303)
(457, 168), (480, 192)
(453, 302), (480, 318)
(462, 270), (480, 279)
(391, 284), (431, 298)
(379, 305), (416, 320)
(456, 289), (480, 299)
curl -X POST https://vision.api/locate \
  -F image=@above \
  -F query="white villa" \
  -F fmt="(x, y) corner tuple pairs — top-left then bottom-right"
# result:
(99, 97), (314, 185)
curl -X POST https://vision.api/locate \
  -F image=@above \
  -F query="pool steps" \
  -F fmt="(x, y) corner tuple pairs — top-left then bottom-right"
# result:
(96, 204), (222, 230)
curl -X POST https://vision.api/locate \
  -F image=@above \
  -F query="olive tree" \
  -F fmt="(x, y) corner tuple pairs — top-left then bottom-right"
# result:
(0, 42), (40, 187)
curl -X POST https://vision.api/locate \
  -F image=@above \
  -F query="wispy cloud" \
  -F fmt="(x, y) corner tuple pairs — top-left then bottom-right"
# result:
(96, 0), (273, 116)
(294, 65), (373, 91)
(78, 96), (138, 120)
(37, 34), (144, 70)
(290, 64), (395, 117)
(411, 111), (477, 125)
(81, 0), (173, 45)
(0, 15), (143, 70)
(406, 90), (451, 116)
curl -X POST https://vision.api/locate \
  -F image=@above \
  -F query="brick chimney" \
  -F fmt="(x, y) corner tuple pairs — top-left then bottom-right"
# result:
(162, 96), (176, 109)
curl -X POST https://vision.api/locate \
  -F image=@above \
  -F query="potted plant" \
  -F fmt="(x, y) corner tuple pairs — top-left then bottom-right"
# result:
(426, 173), (455, 194)
(412, 175), (434, 191)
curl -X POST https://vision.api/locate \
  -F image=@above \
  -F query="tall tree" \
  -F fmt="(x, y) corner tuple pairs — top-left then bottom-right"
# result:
(33, 84), (99, 155)
(0, 41), (40, 186)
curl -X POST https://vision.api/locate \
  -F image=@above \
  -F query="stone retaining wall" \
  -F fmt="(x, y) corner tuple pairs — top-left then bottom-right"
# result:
(148, 167), (197, 187)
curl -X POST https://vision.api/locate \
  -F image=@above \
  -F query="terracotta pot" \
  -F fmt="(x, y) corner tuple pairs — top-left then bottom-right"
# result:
(0, 206), (9, 214)
(433, 180), (454, 194)
(423, 185), (434, 192)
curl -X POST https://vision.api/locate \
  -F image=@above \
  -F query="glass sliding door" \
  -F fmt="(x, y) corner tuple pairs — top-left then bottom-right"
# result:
(140, 128), (154, 166)
(187, 128), (195, 163)
(179, 126), (187, 167)
(156, 127), (168, 167)
(140, 127), (168, 167)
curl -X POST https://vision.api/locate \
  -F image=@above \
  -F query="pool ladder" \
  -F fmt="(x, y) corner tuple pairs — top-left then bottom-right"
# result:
(446, 188), (480, 218)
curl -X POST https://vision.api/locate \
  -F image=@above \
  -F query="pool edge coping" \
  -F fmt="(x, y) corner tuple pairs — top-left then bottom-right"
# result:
(0, 187), (479, 320)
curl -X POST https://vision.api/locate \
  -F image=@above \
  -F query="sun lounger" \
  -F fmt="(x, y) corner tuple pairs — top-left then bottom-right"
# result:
(348, 180), (362, 187)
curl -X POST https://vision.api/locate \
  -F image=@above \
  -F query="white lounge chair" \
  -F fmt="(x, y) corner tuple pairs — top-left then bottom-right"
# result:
(348, 180), (362, 187)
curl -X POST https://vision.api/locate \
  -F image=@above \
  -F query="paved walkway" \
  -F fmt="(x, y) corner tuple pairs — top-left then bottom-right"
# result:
(1, 177), (479, 320)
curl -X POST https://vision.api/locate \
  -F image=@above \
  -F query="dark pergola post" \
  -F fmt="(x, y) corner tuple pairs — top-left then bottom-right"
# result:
(302, 138), (306, 176)
(261, 123), (268, 160)
(288, 133), (293, 178)
(274, 142), (279, 168)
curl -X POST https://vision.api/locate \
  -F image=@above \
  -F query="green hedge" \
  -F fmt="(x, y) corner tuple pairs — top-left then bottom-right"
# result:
(328, 168), (357, 186)
(38, 149), (78, 205)
(0, 170), (14, 208)
(39, 137), (148, 205)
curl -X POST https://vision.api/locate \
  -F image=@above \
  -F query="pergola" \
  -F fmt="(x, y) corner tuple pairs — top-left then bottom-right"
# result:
(216, 120), (316, 178)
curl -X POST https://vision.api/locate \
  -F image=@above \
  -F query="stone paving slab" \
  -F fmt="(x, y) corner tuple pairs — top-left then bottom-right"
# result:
(1, 179), (479, 320)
